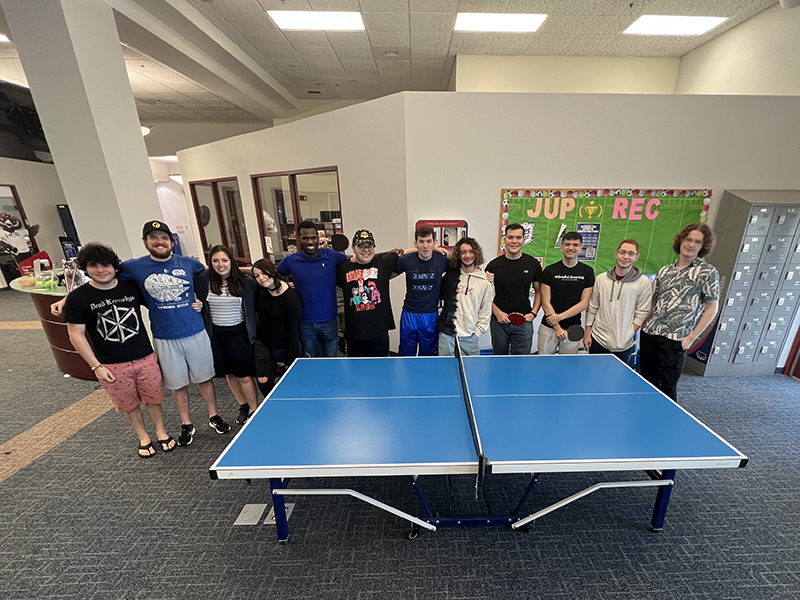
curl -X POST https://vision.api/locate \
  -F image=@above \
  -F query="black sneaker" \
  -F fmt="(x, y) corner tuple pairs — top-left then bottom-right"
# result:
(177, 424), (195, 446)
(209, 414), (231, 434)
(236, 404), (250, 425)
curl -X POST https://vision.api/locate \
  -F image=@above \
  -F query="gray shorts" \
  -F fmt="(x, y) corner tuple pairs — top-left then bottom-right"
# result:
(153, 331), (215, 390)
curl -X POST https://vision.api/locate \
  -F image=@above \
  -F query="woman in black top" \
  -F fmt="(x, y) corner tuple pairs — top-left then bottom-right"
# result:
(251, 258), (302, 396)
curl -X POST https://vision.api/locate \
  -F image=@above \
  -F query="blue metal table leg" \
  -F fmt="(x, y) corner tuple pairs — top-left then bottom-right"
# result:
(512, 474), (540, 516)
(270, 478), (290, 542)
(408, 476), (434, 519)
(651, 469), (676, 531)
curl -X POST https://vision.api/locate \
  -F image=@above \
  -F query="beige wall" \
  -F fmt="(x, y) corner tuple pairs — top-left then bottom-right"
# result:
(675, 4), (800, 95)
(455, 55), (680, 94)
(0, 157), (67, 262)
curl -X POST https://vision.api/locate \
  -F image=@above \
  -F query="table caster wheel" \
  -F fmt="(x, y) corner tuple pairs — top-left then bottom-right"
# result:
(408, 529), (420, 540)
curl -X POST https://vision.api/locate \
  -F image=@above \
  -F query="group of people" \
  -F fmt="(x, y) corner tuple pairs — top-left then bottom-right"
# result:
(53, 217), (719, 459)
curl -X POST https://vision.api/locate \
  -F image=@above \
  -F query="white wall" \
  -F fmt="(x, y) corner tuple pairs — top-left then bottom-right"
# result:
(0, 156), (67, 262)
(144, 122), (269, 156)
(155, 181), (198, 258)
(675, 4), (800, 95)
(456, 55), (680, 94)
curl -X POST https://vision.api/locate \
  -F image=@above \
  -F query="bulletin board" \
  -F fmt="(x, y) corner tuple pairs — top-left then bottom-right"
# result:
(499, 188), (711, 274)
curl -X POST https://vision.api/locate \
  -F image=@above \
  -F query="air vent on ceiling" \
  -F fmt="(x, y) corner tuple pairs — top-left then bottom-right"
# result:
(307, 90), (323, 95)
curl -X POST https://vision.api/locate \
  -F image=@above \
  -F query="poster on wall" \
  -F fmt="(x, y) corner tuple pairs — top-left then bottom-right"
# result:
(415, 220), (468, 249)
(500, 188), (711, 274)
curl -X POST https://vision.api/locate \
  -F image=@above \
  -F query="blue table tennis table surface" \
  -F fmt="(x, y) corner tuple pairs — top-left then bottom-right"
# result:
(210, 354), (746, 480)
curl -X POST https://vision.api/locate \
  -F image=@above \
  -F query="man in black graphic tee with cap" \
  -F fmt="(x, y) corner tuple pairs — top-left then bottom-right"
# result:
(539, 231), (595, 355)
(337, 229), (400, 357)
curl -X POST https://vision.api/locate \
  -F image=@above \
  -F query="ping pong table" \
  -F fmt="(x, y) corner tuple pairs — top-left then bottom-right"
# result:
(210, 353), (747, 542)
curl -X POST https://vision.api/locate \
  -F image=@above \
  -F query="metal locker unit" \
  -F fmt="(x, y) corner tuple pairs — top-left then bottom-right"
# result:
(687, 190), (800, 376)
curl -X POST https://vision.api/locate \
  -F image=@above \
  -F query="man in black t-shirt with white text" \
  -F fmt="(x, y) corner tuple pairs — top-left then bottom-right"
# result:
(485, 223), (542, 355)
(539, 231), (595, 355)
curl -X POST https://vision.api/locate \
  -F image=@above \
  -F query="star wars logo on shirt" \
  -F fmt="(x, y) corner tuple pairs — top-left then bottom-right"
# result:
(144, 271), (191, 307)
(346, 267), (381, 311)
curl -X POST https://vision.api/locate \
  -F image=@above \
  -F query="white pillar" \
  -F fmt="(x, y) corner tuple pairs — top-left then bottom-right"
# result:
(1, 0), (162, 260)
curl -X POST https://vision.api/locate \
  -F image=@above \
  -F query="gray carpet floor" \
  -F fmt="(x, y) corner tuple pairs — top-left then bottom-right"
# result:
(1, 288), (799, 599)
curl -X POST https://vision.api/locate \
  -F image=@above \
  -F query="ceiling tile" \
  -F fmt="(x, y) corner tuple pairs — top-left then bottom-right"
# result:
(237, 29), (292, 47)
(363, 12), (410, 32)
(340, 59), (379, 71)
(270, 58), (309, 70)
(282, 31), (331, 45)
(450, 32), (493, 53)
(556, 0), (615, 15)
(411, 74), (442, 91)
(376, 59), (411, 72)
(360, 0), (409, 11)
(410, 31), (451, 48)
(410, 12), (456, 33)
(411, 0), (458, 11)
(194, 0), (264, 9)
(367, 31), (411, 46)
(260, 46), (302, 59)
(304, 59), (344, 71)
(456, 0), (507, 10)
(505, 0), (563, 12)
(326, 31), (371, 47)
(219, 10), (277, 30)
(412, 47), (448, 60)
(296, 45), (339, 60)
(255, 0), (312, 10)
(411, 59), (445, 71)
(307, 0), (360, 9)
(487, 33), (539, 52)
(334, 46), (375, 60)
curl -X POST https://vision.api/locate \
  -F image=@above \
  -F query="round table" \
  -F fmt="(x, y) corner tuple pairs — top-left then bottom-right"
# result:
(10, 275), (95, 381)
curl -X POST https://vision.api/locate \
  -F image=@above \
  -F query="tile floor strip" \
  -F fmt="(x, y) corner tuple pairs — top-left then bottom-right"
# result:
(0, 321), (42, 329)
(0, 388), (113, 484)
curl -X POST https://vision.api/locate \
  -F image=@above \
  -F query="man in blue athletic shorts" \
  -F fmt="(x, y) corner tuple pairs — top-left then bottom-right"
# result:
(394, 226), (449, 355)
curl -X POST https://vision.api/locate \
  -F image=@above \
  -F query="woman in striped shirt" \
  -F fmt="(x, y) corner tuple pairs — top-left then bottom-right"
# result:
(197, 245), (258, 425)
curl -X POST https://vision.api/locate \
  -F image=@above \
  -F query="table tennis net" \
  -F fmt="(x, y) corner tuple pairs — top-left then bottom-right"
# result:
(454, 337), (488, 490)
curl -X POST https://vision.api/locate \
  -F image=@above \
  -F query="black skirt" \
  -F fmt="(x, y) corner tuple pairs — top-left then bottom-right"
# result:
(211, 323), (256, 378)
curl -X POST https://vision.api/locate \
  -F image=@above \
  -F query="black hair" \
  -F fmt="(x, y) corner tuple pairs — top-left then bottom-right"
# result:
(505, 223), (525, 235)
(297, 220), (318, 235)
(562, 231), (583, 243)
(415, 226), (435, 240)
(252, 257), (282, 282)
(76, 243), (122, 273)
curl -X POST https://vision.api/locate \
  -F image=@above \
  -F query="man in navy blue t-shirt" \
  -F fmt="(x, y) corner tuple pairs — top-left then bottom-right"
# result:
(394, 226), (448, 355)
(278, 219), (347, 357)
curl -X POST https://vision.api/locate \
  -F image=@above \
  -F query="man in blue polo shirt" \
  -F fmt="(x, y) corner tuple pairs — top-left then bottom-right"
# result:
(394, 226), (449, 355)
(278, 220), (347, 357)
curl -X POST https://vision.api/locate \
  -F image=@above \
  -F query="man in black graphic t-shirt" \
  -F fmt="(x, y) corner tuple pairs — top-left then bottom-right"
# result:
(539, 231), (595, 355)
(63, 243), (176, 459)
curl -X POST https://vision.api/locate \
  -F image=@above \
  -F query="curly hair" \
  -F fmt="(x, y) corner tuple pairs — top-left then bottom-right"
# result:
(450, 237), (483, 268)
(673, 222), (716, 258)
(76, 243), (122, 273)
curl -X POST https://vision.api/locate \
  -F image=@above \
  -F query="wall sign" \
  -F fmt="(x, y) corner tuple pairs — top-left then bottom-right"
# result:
(500, 188), (710, 274)
(415, 220), (468, 249)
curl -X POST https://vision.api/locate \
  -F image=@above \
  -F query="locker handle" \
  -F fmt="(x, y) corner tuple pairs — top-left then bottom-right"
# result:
(769, 323), (777, 330)
(737, 347), (745, 354)
(761, 347), (768, 354)
(778, 216), (786, 224)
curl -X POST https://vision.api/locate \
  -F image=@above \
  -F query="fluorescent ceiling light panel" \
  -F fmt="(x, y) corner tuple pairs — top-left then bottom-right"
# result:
(267, 11), (364, 31)
(624, 15), (727, 36)
(454, 13), (547, 33)
(0, 34), (9, 43)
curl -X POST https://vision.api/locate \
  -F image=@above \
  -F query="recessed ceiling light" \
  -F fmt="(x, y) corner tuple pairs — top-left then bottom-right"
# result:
(141, 126), (151, 136)
(168, 174), (184, 185)
(454, 13), (547, 33)
(624, 15), (727, 36)
(267, 11), (365, 31)
(0, 34), (10, 43)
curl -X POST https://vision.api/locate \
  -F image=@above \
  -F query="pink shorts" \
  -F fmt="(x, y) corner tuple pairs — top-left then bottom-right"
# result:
(100, 353), (165, 414)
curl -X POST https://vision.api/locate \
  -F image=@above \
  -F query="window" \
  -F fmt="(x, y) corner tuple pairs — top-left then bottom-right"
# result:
(189, 178), (251, 264)
(252, 167), (343, 262)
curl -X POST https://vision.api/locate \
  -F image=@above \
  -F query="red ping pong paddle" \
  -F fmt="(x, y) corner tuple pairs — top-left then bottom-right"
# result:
(508, 312), (527, 325)
(567, 324), (584, 342)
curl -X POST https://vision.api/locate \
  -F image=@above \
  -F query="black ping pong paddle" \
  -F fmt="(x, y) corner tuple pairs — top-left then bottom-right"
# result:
(567, 324), (584, 342)
(331, 233), (349, 252)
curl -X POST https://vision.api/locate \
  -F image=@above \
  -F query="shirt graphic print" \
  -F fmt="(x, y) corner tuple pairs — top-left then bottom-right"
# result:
(346, 267), (381, 311)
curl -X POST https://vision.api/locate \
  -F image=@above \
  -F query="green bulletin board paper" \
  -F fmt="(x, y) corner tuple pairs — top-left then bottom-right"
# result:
(500, 189), (710, 275)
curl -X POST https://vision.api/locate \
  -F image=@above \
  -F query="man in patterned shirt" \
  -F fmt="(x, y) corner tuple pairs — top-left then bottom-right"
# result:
(640, 223), (720, 402)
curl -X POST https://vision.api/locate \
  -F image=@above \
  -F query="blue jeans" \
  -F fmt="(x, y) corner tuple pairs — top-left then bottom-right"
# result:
(438, 332), (480, 356)
(300, 319), (339, 357)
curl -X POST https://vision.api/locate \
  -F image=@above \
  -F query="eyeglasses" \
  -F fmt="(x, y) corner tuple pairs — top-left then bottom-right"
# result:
(356, 243), (375, 250)
(616, 250), (638, 257)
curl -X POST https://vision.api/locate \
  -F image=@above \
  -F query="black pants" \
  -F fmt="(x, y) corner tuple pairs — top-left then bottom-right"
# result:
(254, 341), (288, 397)
(588, 337), (634, 365)
(639, 331), (686, 402)
(346, 333), (390, 357)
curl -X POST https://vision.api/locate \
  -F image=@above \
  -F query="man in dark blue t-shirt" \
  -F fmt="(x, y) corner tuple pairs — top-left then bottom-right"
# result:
(394, 226), (449, 356)
(278, 219), (347, 357)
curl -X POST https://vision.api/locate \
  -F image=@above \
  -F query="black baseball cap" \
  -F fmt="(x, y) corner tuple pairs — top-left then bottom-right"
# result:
(142, 220), (173, 238)
(352, 229), (375, 247)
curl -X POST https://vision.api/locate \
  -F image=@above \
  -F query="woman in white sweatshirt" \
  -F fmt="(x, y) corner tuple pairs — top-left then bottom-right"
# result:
(584, 239), (652, 364)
